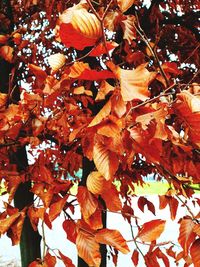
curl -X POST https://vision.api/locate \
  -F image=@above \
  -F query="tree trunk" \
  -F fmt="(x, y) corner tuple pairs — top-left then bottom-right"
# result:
(78, 158), (107, 267)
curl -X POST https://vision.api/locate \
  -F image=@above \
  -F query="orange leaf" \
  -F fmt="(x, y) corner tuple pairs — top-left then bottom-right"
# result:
(190, 238), (200, 267)
(63, 219), (77, 244)
(86, 171), (110, 195)
(76, 229), (101, 267)
(88, 100), (111, 127)
(28, 64), (47, 86)
(77, 186), (98, 220)
(43, 253), (56, 267)
(93, 141), (119, 180)
(0, 212), (21, 235)
(107, 62), (156, 101)
(95, 229), (130, 254)
(49, 195), (68, 222)
(117, 0), (136, 12)
(178, 217), (196, 254)
(58, 251), (75, 267)
(7, 211), (26, 245)
(193, 224), (200, 236)
(0, 93), (7, 107)
(138, 219), (166, 242)
(131, 249), (139, 266)
(59, 5), (101, 50)
(95, 81), (115, 101)
(101, 185), (122, 212)
(0, 45), (13, 62)
(28, 207), (45, 231)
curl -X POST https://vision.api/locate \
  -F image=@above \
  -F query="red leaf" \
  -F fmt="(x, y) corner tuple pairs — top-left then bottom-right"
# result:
(49, 195), (68, 222)
(138, 197), (155, 215)
(89, 42), (118, 57)
(131, 249), (139, 266)
(190, 238), (200, 267)
(138, 219), (166, 242)
(58, 251), (75, 267)
(63, 219), (77, 244)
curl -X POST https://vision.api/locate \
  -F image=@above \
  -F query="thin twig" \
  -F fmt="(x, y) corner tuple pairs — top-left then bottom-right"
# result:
(176, 195), (196, 220)
(42, 221), (47, 260)
(182, 69), (200, 91)
(130, 223), (145, 257)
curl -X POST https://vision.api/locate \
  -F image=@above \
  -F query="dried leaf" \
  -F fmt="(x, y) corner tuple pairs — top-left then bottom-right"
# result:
(138, 219), (166, 242)
(120, 15), (136, 44)
(95, 229), (130, 254)
(117, 0), (135, 12)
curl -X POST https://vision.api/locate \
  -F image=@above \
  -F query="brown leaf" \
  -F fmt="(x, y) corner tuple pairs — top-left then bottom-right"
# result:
(138, 219), (166, 242)
(76, 229), (101, 267)
(93, 141), (119, 180)
(178, 217), (196, 254)
(138, 196), (155, 215)
(95, 229), (130, 254)
(77, 186), (98, 220)
(190, 238), (200, 267)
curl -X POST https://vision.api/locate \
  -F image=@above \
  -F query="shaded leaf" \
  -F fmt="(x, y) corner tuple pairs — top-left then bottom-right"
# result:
(138, 196), (155, 215)
(95, 229), (130, 254)
(63, 219), (77, 244)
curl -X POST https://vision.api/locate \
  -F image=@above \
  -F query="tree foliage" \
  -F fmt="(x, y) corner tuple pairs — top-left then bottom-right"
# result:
(0, 0), (199, 266)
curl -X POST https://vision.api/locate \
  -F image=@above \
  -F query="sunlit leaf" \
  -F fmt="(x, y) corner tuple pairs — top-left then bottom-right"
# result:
(190, 238), (200, 267)
(101, 184), (122, 211)
(86, 171), (110, 195)
(93, 141), (119, 180)
(89, 41), (118, 57)
(0, 212), (21, 235)
(117, 0), (136, 12)
(47, 53), (66, 72)
(63, 219), (77, 244)
(88, 100), (111, 127)
(95, 229), (130, 254)
(120, 15), (136, 44)
(76, 229), (101, 267)
(95, 81), (115, 101)
(77, 186), (98, 220)
(58, 251), (75, 267)
(49, 195), (68, 222)
(107, 62), (156, 101)
(138, 219), (166, 242)
(178, 217), (196, 254)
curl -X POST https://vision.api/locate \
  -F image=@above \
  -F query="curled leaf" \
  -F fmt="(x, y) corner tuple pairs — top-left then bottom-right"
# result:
(47, 53), (66, 71)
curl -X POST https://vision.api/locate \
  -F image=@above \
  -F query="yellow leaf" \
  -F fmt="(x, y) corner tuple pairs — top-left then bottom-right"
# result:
(47, 53), (66, 71)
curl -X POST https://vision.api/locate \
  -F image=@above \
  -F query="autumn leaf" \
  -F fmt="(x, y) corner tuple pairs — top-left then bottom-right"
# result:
(77, 186), (98, 220)
(93, 140), (119, 180)
(28, 207), (45, 231)
(89, 41), (118, 57)
(95, 229), (130, 254)
(120, 15), (136, 44)
(62, 219), (77, 244)
(190, 238), (200, 267)
(95, 81), (115, 101)
(178, 217), (196, 254)
(58, 251), (75, 267)
(0, 93), (7, 107)
(0, 45), (13, 62)
(58, 5), (101, 50)
(107, 62), (156, 101)
(117, 0), (136, 12)
(76, 229), (101, 267)
(49, 195), (68, 222)
(88, 100), (111, 127)
(7, 211), (26, 245)
(28, 64), (47, 86)
(101, 184), (122, 212)
(47, 53), (66, 72)
(138, 219), (166, 242)
(86, 171), (111, 195)
(131, 249), (139, 266)
(138, 196), (155, 215)
(0, 212), (21, 235)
